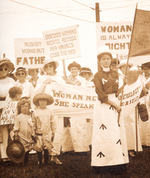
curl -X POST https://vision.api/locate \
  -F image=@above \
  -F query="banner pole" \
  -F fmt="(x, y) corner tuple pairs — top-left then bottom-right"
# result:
(118, 4), (138, 125)
(62, 60), (67, 78)
(135, 105), (138, 156)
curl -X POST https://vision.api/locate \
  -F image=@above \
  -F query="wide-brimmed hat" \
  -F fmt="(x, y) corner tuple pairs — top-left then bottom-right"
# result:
(97, 45), (113, 60)
(79, 67), (93, 77)
(43, 59), (59, 72)
(68, 61), (81, 71)
(117, 60), (133, 69)
(33, 92), (54, 106)
(111, 58), (120, 65)
(0, 59), (14, 73)
(6, 140), (25, 164)
(141, 62), (150, 69)
(14, 67), (28, 78)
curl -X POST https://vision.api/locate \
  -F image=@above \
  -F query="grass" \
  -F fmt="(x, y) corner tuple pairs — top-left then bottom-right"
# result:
(0, 146), (150, 178)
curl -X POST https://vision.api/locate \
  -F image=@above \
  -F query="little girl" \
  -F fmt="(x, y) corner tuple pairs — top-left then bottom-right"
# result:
(13, 98), (35, 165)
(1, 87), (22, 160)
(33, 92), (62, 165)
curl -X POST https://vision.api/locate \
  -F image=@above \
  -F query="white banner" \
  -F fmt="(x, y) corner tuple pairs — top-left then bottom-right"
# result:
(15, 38), (45, 69)
(43, 25), (81, 61)
(43, 82), (97, 118)
(96, 21), (132, 60)
(118, 76), (143, 117)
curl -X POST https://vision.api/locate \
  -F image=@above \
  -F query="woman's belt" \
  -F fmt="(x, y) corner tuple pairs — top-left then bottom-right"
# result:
(0, 97), (6, 101)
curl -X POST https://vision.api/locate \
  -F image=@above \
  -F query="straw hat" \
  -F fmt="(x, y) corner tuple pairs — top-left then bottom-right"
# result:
(97, 45), (113, 60)
(14, 67), (28, 78)
(0, 58), (14, 73)
(33, 92), (54, 106)
(79, 67), (93, 77)
(141, 62), (150, 69)
(111, 58), (120, 65)
(6, 140), (25, 164)
(117, 60), (133, 69)
(43, 59), (59, 71)
(68, 61), (81, 71)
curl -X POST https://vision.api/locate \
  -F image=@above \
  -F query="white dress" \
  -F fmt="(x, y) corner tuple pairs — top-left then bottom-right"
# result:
(139, 77), (150, 146)
(0, 77), (15, 159)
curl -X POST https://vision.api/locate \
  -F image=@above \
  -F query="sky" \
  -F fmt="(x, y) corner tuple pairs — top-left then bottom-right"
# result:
(0, 0), (150, 75)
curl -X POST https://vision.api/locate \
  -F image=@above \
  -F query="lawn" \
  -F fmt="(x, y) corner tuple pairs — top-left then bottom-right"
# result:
(0, 146), (150, 178)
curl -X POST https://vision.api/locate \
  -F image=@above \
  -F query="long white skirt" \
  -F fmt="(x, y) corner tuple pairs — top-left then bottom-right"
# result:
(91, 94), (129, 167)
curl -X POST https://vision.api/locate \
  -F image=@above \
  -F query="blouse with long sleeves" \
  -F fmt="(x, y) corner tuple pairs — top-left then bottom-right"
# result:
(65, 74), (86, 86)
(93, 67), (119, 103)
(35, 73), (65, 93)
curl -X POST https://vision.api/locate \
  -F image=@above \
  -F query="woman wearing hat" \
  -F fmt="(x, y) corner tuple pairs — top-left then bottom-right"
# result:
(117, 60), (144, 157)
(138, 62), (150, 147)
(35, 59), (65, 92)
(91, 46), (128, 175)
(65, 61), (86, 86)
(0, 58), (16, 160)
(79, 67), (94, 88)
(79, 67), (94, 148)
(34, 59), (65, 158)
(62, 62), (90, 153)
(15, 67), (34, 108)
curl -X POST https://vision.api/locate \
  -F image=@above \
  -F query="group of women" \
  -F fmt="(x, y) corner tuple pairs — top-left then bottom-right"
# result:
(0, 45), (150, 175)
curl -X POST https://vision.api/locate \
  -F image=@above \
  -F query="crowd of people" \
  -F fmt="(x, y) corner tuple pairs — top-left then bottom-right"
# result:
(0, 46), (150, 175)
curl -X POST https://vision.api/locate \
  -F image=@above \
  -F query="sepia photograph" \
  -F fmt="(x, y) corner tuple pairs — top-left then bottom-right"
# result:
(0, 0), (150, 177)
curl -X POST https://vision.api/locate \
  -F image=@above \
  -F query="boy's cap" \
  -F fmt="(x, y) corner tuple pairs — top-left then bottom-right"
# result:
(33, 92), (54, 106)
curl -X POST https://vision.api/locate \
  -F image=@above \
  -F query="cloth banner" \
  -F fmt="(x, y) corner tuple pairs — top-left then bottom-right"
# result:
(118, 76), (143, 117)
(129, 9), (150, 65)
(41, 82), (97, 118)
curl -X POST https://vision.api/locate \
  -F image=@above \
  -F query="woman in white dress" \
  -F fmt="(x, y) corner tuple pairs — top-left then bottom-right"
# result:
(139, 62), (150, 146)
(35, 59), (64, 164)
(117, 60), (144, 157)
(0, 59), (15, 160)
(61, 61), (89, 153)
(91, 46), (128, 175)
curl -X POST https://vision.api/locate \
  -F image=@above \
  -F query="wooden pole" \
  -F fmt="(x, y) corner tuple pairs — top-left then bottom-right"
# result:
(135, 105), (138, 155)
(95, 3), (100, 23)
(62, 60), (67, 78)
(3, 53), (6, 59)
(95, 3), (100, 71)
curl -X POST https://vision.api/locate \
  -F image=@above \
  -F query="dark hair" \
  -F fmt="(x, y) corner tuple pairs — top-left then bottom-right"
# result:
(28, 69), (39, 75)
(17, 98), (30, 114)
(9, 87), (22, 99)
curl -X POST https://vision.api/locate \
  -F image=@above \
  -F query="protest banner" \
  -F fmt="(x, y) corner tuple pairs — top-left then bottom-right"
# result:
(42, 25), (81, 61)
(34, 81), (143, 119)
(15, 38), (45, 69)
(118, 76), (143, 117)
(129, 9), (150, 66)
(96, 21), (132, 60)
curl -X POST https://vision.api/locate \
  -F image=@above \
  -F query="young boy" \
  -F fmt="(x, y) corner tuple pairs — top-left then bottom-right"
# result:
(33, 92), (62, 165)
(1, 86), (22, 125)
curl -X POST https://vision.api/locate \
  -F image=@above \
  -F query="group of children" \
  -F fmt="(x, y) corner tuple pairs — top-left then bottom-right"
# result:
(1, 86), (62, 165)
